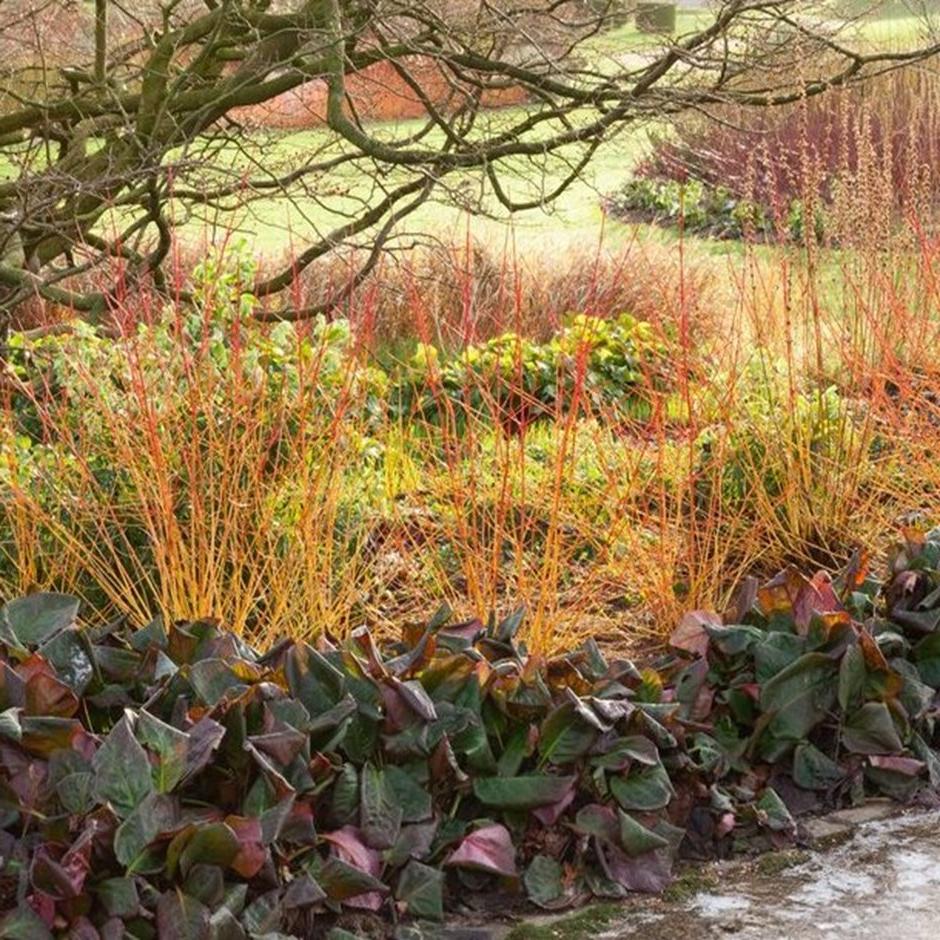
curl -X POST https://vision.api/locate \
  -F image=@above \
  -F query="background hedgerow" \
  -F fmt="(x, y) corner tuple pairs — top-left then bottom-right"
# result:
(287, 236), (721, 351)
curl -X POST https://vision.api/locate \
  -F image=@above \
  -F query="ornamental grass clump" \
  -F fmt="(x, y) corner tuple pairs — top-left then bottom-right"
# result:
(0, 244), (683, 652)
(3, 528), (940, 935)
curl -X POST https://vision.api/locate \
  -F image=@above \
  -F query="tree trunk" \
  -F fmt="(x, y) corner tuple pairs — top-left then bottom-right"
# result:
(94, 0), (107, 84)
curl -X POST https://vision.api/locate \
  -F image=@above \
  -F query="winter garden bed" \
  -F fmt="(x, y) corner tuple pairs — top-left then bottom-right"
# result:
(3, 525), (940, 937)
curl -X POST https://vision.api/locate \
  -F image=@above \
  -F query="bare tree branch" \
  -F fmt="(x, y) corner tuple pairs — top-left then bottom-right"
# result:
(0, 0), (937, 325)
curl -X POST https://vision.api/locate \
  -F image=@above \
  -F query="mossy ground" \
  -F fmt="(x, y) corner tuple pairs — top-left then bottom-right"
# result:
(505, 903), (622, 940)
(502, 847), (818, 939)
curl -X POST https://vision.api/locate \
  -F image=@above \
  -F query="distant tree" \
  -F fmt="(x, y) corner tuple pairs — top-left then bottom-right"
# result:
(0, 0), (937, 325)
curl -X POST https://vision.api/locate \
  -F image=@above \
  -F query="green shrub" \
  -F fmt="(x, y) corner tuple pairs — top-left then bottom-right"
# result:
(392, 312), (671, 427)
(608, 177), (825, 242)
(696, 381), (862, 507)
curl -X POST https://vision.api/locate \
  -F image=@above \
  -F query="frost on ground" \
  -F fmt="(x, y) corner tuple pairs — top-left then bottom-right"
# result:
(591, 810), (940, 940)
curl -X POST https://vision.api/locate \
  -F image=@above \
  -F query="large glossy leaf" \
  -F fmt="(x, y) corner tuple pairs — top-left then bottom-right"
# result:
(705, 623), (765, 657)
(186, 659), (248, 706)
(385, 765), (432, 823)
(179, 822), (240, 876)
(758, 568), (844, 634)
(129, 616), (168, 652)
(473, 774), (576, 809)
(57, 771), (96, 814)
(360, 763), (402, 850)
(523, 855), (563, 908)
(792, 742), (844, 790)
(318, 857), (388, 905)
(755, 788), (795, 833)
(208, 907), (248, 940)
(754, 632), (807, 684)
(0, 662), (25, 712)
(914, 632), (940, 688)
(533, 783), (578, 826)
(595, 833), (674, 894)
(19, 714), (83, 757)
(30, 843), (88, 899)
(322, 826), (383, 883)
(538, 702), (598, 766)
(155, 891), (211, 940)
(893, 658), (935, 720)
(591, 735), (659, 772)
(609, 763), (674, 812)
(95, 877), (140, 918)
(225, 815), (267, 878)
(446, 824), (517, 877)
(892, 607), (940, 636)
(137, 710), (189, 793)
(494, 606), (526, 644)
(838, 641), (866, 713)
(618, 811), (669, 856)
(758, 653), (837, 753)
(866, 752), (926, 798)
(183, 717), (226, 782)
(283, 873), (327, 910)
(114, 792), (177, 869)
(496, 724), (536, 777)
(39, 628), (94, 694)
(285, 643), (347, 714)
(247, 725), (307, 768)
(670, 610), (719, 658)
(842, 702), (904, 755)
(1, 593), (79, 648)
(0, 706), (21, 743)
(241, 888), (284, 932)
(24, 669), (79, 718)
(395, 860), (444, 921)
(573, 803), (619, 843)
(0, 904), (54, 940)
(330, 764), (360, 827)
(93, 716), (155, 818)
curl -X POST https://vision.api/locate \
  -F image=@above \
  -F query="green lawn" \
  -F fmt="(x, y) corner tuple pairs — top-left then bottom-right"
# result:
(178, 109), (655, 261)
(586, 9), (715, 57)
(853, 13), (937, 45)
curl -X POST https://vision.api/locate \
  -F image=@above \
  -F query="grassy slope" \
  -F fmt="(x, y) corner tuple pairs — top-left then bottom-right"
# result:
(180, 111), (651, 260)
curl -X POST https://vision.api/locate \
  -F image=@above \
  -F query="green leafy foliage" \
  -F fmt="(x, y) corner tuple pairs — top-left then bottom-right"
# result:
(3, 530), (940, 935)
(608, 177), (824, 243)
(696, 381), (863, 510)
(390, 312), (672, 429)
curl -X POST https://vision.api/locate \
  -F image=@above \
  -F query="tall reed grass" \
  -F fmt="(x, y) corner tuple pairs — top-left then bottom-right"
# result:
(4, 69), (940, 653)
